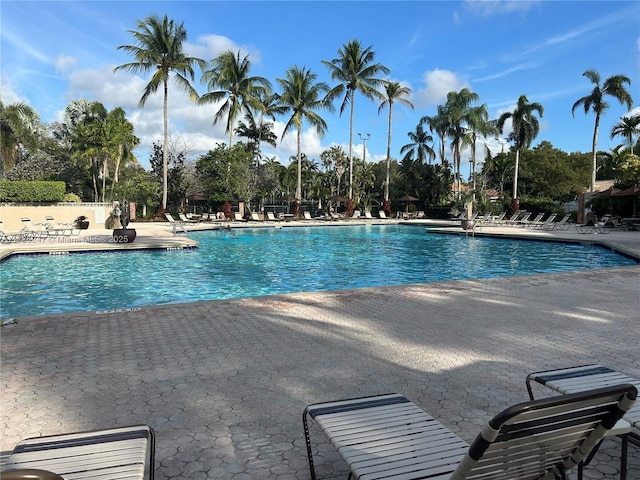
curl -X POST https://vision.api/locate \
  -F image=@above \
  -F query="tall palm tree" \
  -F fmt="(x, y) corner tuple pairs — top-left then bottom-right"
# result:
(421, 105), (449, 167)
(497, 94), (544, 203)
(114, 14), (205, 209)
(571, 69), (633, 192)
(322, 39), (389, 198)
(463, 105), (496, 196)
(378, 81), (414, 202)
(444, 88), (479, 199)
(198, 50), (271, 147)
(611, 113), (640, 149)
(277, 65), (331, 203)
(0, 101), (42, 178)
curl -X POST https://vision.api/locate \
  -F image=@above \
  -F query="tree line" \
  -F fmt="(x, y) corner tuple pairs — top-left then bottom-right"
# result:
(1, 13), (638, 218)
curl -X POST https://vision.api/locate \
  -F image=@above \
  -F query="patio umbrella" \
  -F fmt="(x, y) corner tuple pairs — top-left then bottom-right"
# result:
(328, 195), (349, 202)
(397, 194), (419, 212)
(281, 194), (299, 202)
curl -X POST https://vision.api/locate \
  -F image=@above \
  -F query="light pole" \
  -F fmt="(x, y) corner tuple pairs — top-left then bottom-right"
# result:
(494, 137), (508, 154)
(358, 133), (370, 200)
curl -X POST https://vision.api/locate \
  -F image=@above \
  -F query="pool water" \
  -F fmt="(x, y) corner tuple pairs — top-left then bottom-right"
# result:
(1, 225), (636, 319)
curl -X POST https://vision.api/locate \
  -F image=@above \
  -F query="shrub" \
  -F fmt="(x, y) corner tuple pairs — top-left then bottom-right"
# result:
(0, 180), (66, 202)
(63, 193), (83, 203)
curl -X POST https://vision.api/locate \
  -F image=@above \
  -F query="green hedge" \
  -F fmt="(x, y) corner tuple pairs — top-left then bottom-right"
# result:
(0, 180), (66, 202)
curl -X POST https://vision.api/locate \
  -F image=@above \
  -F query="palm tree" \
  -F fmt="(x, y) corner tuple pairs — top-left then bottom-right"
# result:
(378, 81), (414, 203)
(463, 105), (496, 197)
(400, 123), (435, 165)
(322, 39), (389, 199)
(0, 101), (42, 178)
(114, 14), (205, 209)
(422, 106), (449, 167)
(444, 88), (480, 199)
(611, 113), (640, 149)
(277, 65), (331, 203)
(198, 50), (271, 147)
(235, 112), (278, 161)
(497, 94), (544, 203)
(104, 107), (140, 199)
(571, 69), (633, 192)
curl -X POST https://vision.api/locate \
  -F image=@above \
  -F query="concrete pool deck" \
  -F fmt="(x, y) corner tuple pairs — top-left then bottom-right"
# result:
(1, 220), (639, 479)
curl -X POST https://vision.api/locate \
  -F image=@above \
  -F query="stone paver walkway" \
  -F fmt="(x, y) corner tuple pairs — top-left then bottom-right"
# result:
(2, 262), (639, 479)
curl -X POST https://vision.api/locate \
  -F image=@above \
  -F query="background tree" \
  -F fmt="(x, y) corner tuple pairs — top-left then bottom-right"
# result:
(115, 14), (205, 209)
(323, 39), (389, 199)
(277, 65), (331, 205)
(571, 69), (633, 192)
(320, 145), (347, 197)
(422, 106), (450, 167)
(378, 81), (414, 203)
(0, 101), (43, 178)
(400, 123), (435, 165)
(444, 88), (480, 199)
(196, 143), (254, 204)
(497, 94), (544, 205)
(611, 113), (640, 150)
(198, 50), (271, 147)
(463, 104), (496, 196)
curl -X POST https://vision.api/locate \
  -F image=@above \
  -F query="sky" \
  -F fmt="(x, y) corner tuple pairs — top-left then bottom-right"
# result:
(2, 0), (639, 180)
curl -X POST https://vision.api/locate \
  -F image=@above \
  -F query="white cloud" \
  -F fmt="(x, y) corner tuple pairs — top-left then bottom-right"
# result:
(0, 75), (26, 105)
(414, 69), (469, 108)
(463, 0), (539, 17)
(473, 63), (536, 82)
(186, 34), (262, 67)
(54, 54), (77, 75)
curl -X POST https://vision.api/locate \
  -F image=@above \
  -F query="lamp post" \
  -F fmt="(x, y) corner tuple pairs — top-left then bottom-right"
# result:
(358, 133), (370, 199)
(494, 137), (508, 154)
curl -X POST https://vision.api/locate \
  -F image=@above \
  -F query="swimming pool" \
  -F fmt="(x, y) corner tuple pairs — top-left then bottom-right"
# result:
(1, 225), (636, 319)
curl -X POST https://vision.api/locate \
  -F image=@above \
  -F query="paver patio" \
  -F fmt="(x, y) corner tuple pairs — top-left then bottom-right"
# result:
(1, 224), (639, 479)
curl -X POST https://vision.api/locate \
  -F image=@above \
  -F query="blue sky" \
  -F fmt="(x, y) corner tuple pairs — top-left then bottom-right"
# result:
(2, 1), (639, 179)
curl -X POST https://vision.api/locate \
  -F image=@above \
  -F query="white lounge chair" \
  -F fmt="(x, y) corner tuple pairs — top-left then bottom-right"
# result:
(528, 213), (556, 229)
(164, 212), (188, 234)
(527, 364), (640, 479)
(178, 213), (199, 223)
(304, 385), (636, 480)
(378, 210), (388, 219)
(544, 214), (571, 230)
(2, 425), (155, 480)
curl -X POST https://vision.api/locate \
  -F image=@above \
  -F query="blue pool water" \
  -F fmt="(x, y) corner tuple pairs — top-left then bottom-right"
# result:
(1, 225), (636, 319)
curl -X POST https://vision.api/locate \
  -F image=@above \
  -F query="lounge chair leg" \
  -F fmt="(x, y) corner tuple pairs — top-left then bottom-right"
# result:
(302, 410), (317, 480)
(620, 434), (628, 480)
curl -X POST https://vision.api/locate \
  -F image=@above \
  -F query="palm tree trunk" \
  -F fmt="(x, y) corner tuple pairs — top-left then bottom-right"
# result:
(162, 80), (169, 209)
(385, 103), (392, 202)
(110, 144), (123, 198)
(513, 148), (521, 200)
(591, 114), (600, 192)
(348, 92), (355, 199)
(470, 137), (476, 200)
(296, 127), (302, 201)
(102, 157), (108, 202)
